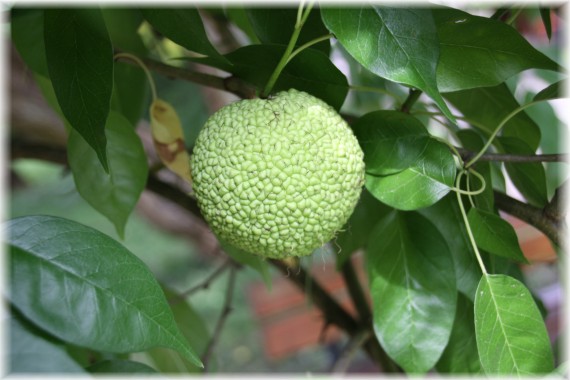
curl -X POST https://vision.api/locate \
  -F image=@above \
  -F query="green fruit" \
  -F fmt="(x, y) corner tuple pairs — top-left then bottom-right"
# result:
(191, 89), (365, 259)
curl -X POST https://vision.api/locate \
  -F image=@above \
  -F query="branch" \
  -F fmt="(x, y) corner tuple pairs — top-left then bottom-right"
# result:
(201, 265), (237, 372)
(340, 260), (371, 324)
(458, 149), (568, 163)
(544, 181), (567, 224)
(114, 53), (257, 99)
(400, 88), (422, 113)
(494, 191), (563, 247)
(331, 329), (372, 373)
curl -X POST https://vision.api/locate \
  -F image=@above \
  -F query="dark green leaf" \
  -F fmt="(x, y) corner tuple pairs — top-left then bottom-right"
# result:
(112, 63), (149, 127)
(367, 211), (456, 373)
(468, 208), (528, 263)
(141, 8), (231, 69)
(418, 195), (481, 301)
(101, 8), (147, 54)
(87, 360), (157, 374)
(540, 8), (552, 40)
(335, 188), (391, 269)
(9, 313), (85, 374)
(534, 80), (565, 101)
(225, 7), (260, 43)
(247, 8), (330, 54)
(365, 138), (456, 210)
(436, 294), (481, 374)
(146, 287), (210, 373)
(6, 215), (202, 367)
(44, 9), (113, 171)
(445, 83), (541, 151)
(457, 129), (494, 211)
(433, 8), (559, 92)
(193, 44), (348, 110)
(351, 110), (429, 175)
(498, 136), (549, 207)
(475, 274), (554, 375)
(11, 9), (48, 76)
(68, 111), (148, 238)
(321, 6), (455, 123)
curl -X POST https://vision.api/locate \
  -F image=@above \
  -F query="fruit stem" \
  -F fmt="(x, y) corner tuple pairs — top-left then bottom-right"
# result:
(114, 52), (158, 102)
(287, 33), (334, 63)
(261, 1), (314, 97)
(455, 170), (488, 275)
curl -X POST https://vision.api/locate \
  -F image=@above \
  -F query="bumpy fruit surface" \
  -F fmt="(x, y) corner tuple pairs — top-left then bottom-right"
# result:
(191, 89), (365, 259)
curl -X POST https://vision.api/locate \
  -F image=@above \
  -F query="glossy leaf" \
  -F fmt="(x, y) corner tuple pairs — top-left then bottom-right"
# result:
(468, 208), (528, 263)
(534, 80), (565, 101)
(11, 9), (48, 76)
(335, 188), (391, 269)
(365, 138), (456, 210)
(457, 129), (494, 211)
(540, 8), (552, 40)
(68, 111), (148, 238)
(433, 8), (559, 92)
(44, 8), (113, 171)
(6, 215), (202, 367)
(9, 314), (85, 374)
(141, 8), (231, 69)
(436, 294), (481, 374)
(321, 6), (455, 122)
(498, 136), (549, 207)
(475, 274), (554, 375)
(351, 110), (429, 176)
(418, 195), (481, 301)
(445, 83), (542, 151)
(367, 211), (456, 373)
(150, 99), (192, 184)
(246, 8), (330, 54)
(146, 287), (211, 373)
(193, 44), (348, 110)
(87, 360), (157, 374)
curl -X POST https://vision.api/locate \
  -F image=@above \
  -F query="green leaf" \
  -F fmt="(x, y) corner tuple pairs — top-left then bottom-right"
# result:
(6, 215), (202, 367)
(321, 6), (455, 123)
(335, 188), (391, 269)
(146, 287), (210, 373)
(445, 83), (542, 151)
(433, 7), (559, 92)
(468, 208), (528, 264)
(193, 44), (348, 110)
(540, 8), (552, 40)
(456, 129), (494, 211)
(436, 294), (481, 374)
(498, 136), (549, 207)
(534, 80), (565, 101)
(11, 9), (49, 76)
(225, 7), (260, 43)
(351, 110), (430, 176)
(112, 63), (149, 127)
(141, 8), (231, 69)
(475, 274), (554, 375)
(9, 313), (85, 373)
(68, 111), (148, 238)
(101, 8), (147, 55)
(367, 211), (456, 373)
(418, 195), (481, 301)
(87, 360), (157, 374)
(246, 8), (330, 55)
(44, 9), (113, 172)
(365, 138), (456, 210)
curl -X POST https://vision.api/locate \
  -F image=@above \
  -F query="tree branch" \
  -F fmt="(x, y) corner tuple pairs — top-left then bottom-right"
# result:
(331, 329), (372, 373)
(400, 88), (422, 113)
(201, 265), (238, 372)
(458, 149), (568, 163)
(114, 53), (257, 99)
(494, 190), (563, 247)
(340, 260), (371, 324)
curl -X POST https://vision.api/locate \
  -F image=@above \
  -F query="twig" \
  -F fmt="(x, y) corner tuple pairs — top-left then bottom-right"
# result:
(458, 149), (568, 164)
(201, 265), (238, 372)
(400, 88), (422, 113)
(544, 181), (567, 224)
(340, 260), (371, 324)
(169, 259), (233, 305)
(331, 329), (372, 373)
(114, 53), (257, 99)
(494, 190), (563, 247)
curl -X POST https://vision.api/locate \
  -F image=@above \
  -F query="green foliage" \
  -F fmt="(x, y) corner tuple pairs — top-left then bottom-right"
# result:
(8, 4), (564, 376)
